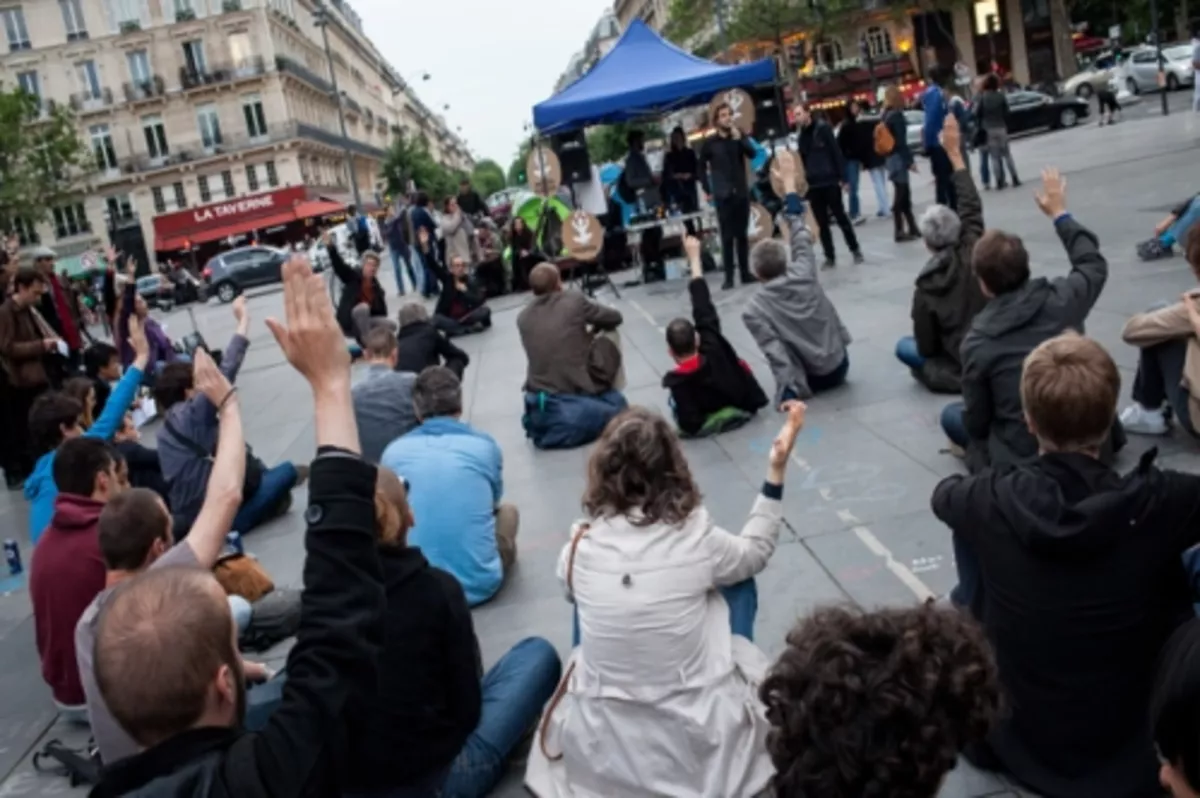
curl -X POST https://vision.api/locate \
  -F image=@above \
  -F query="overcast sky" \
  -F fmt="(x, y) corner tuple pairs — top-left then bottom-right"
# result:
(353, 0), (615, 169)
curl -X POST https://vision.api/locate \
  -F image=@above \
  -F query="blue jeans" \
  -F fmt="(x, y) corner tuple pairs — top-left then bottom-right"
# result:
(845, 160), (862, 219)
(232, 462), (299, 533)
(807, 353), (849, 394)
(572, 577), (759, 646)
(228, 595), (252, 633)
(1162, 197), (1200, 248)
(244, 671), (287, 731)
(979, 147), (991, 187)
(895, 336), (925, 370)
(940, 401), (968, 448)
(389, 249), (414, 296)
(868, 166), (890, 216)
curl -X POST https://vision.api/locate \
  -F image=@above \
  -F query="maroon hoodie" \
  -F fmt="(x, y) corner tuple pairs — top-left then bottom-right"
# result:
(30, 493), (106, 705)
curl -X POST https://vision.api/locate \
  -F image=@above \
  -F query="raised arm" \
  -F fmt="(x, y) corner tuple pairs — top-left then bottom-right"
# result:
(322, 229), (357, 286)
(684, 236), (720, 336)
(221, 296), (251, 384)
(778, 152), (817, 278)
(709, 403), (803, 585)
(236, 252), (383, 794)
(942, 117), (983, 245)
(180, 349), (245, 568)
(1034, 168), (1108, 325)
(89, 316), (149, 441)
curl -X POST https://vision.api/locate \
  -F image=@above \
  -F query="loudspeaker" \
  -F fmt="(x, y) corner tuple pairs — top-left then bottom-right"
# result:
(752, 87), (789, 141)
(551, 129), (592, 184)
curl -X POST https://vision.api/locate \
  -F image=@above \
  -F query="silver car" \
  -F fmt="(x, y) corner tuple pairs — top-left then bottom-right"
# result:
(1120, 45), (1197, 93)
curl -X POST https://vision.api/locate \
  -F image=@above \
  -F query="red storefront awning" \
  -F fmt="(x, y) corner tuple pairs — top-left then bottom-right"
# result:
(155, 209), (299, 251)
(292, 199), (345, 220)
(153, 186), (310, 253)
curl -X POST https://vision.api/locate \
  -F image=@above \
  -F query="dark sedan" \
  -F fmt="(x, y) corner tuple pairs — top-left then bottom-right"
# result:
(202, 245), (288, 303)
(1003, 90), (1089, 133)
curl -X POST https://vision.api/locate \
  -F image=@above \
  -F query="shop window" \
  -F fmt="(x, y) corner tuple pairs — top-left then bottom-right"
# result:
(246, 163), (259, 192)
(198, 174), (211, 203)
(815, 39), (843, 67)
(221, 169), (234, 197)
(265, 160), (278, 187)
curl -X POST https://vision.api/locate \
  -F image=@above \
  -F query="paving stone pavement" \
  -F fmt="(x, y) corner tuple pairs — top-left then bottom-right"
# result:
(1, 112), (1198, 796)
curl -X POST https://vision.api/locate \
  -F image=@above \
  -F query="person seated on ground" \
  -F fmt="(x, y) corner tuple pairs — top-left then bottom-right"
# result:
(518, 263), (627, 450)
(434, 254), (493, 337)
(116, 256), (181, 375)
(395, 301), (469, 379)
(25, 317), (148, 543)
(1152, 619), (1200, 798)
(760, 603), (1000, 797)
(87, 254), (387, 798)
(664, 235), (769, 437)
(63, 375), (97, 429)
(157, 296), (307, 535)
(1120, 230), (1200, 438)
(525, 403), (805, 797)
(895, 117), (988, 394)
(933, 333), (1200, 798)
(352, 326), (418, 464)
(77, 347), (266, 764)
(1138, 192), (1199, 261)
(113, 411), (168, 503)
(381, 366), (517, 607)
(29, 437), (129, 725)
(342, 468), (560, 798)
(83, 341), (121, 417)
(742, 148), (851, 406)
(324, 228), (390, 343)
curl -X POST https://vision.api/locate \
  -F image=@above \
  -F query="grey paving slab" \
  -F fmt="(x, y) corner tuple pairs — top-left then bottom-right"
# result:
(5, 112), (1199, 796)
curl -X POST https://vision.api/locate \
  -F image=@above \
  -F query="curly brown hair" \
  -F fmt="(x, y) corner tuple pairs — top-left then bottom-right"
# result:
(759, 602), (1001, 798)
(581, 407), (701, 527)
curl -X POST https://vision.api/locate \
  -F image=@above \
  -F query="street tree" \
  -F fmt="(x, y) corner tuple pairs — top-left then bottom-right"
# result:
(0, 88), (90, 233)
(470, 159), (507, 198)
(586, 121), (663, 164)
(381, 129), (461, 201)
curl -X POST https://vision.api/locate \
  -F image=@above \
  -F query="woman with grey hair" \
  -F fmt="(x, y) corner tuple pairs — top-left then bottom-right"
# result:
(894, 116), (987, 394)
(394, 300), (470, 379)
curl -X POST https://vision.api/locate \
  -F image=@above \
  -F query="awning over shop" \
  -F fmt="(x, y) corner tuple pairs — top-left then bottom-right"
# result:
(292, 199), (344, 220)
(155, 209), (298, 251)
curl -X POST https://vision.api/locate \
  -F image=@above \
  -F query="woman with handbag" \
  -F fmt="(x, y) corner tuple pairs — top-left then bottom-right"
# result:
(155, 295), (308, 535)
(526, 402), (806, 798)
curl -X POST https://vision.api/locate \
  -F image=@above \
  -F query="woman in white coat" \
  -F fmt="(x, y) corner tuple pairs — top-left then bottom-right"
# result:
(441, 196), (475, 266)
(526, 403), (806, 798)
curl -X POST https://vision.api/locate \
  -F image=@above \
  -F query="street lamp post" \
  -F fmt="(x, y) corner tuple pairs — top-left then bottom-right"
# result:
(313, 4), (362, 208)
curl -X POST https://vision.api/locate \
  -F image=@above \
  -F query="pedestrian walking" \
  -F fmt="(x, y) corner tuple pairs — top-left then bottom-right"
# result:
(976, 74), (1021, 189)
(796, 103), (862, 268)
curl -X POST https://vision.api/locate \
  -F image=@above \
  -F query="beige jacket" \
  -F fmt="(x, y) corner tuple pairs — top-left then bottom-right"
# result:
(1121, 301), (1200, 425)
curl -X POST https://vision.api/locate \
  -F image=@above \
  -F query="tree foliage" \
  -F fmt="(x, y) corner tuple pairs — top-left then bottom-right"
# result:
(470, 159), (507, 198)
(380, 129), (467, 202)
(508, 138), (533, 188)
(0, 88), (89, 230)
(586, 122), (663, 164)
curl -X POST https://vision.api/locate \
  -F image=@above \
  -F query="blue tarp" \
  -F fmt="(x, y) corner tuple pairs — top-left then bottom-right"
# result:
(533, 20), (776, 134)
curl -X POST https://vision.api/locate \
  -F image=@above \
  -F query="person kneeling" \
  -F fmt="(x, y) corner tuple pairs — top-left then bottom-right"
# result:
(742, 151), (851, 406)
(933, 333), (1200, 798)
(342, 469), (560, 798)
(895, 116), (987, 394)
(526, 404), (804, 797)
(518, 263), (627, 449)
(381, 367), (517, 607)
(664, 235), (768, 436)
(434, 255), (492, 337)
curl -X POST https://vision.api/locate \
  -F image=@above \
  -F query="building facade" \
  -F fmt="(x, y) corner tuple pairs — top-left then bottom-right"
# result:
(554, 9), (622, 94)
(0, 0), (471, 262)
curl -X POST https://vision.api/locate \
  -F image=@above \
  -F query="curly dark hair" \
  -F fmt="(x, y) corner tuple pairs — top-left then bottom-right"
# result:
(581, 407), (701, 527)
(759, 602), (1001, 798)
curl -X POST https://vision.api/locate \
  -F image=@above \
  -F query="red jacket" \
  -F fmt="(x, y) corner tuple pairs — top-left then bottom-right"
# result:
(30, 493), (106, 705)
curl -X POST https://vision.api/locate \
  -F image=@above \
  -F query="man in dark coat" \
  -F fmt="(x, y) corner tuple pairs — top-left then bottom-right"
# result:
(796, 104), (862, 268)
(895, 117), (987, 394)
(455, 179), (487, 219)
(324, 231), (389, 342)
(434, 256), (491, 338)
(835, 100), (882, 223)
(699, 102), (757, 289)
(933, 333), (1200, 798)
(395, 301), (469, 379)
(664, 236), (768, 436)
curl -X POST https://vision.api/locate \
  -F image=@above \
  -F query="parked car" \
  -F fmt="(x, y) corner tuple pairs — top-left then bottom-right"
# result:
(1118, 45), (1197, 93)
(202, 245), (289, 303)
(136, 274), (175, 311)
(1003, 90), (1090, 132)
(1061, 49), (1130, 97)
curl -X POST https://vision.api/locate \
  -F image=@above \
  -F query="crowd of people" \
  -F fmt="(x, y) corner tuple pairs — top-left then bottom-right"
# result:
(3, 67), (1200, 798)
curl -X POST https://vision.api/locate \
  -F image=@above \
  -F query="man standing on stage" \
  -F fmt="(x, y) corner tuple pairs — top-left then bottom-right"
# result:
(700, 103), (757, 290)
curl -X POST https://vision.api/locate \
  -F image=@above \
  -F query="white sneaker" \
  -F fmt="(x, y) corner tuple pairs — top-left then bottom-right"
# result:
(1119, 403), (1169, 435)
(851, 215), (867, 226)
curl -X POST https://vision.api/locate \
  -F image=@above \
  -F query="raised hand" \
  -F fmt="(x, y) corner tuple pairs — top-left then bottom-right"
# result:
(683, 235), (702, 263)
(940, 114), (961, 155)
(264, 253), (350, 392)
(192, 347), (233, 407)
(320, 228), (333, 248)
(768, 400), (806, 474)
(124, 255), (137, 278)
(1034, 167), (1067, 218)
(232, 294), (248, 330)
(128, 315), (150, 365)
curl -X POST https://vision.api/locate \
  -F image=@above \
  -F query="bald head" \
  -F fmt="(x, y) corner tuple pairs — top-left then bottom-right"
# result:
(95, 567), (241, 747)
(529, 263), (561, 296)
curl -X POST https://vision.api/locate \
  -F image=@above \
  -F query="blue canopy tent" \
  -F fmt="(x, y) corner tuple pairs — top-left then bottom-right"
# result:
(533, 20), (776, 134)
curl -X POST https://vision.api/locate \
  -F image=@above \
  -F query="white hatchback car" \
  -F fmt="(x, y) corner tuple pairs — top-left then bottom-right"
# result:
(1118, 45), (1197, 93)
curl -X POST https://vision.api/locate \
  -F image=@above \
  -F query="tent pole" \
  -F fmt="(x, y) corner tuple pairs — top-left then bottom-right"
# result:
(531, 133), (552, 254)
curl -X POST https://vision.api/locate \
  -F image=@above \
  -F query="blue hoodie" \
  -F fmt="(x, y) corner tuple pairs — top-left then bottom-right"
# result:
(26, 364), (143, 543)
(922, 84), (947, 151)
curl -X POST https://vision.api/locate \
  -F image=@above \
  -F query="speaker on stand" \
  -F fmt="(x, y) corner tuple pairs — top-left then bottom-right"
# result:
(751, 86), (790, 143)
(107, 213), (153, 277)
(551, 129), (592, 185)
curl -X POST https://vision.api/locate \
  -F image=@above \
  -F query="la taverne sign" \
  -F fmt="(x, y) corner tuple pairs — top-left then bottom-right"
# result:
(192, 194), (278, 224)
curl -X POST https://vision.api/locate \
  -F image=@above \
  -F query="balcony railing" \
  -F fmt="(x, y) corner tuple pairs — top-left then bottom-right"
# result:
(179, 57), (266, 90)
(275, 55), (333, 94)
(123, 75), (166, 103)
(341, 94), (363, 117)
(69, 88), (114, 113)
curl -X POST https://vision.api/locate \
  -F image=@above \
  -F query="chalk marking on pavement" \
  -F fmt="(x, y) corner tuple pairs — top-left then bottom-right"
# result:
(628, 298), (663, 332)
(836, 509), (935, 601)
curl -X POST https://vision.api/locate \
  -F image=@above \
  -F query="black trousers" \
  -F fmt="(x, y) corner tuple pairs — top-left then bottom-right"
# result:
(434, 305), (491, 338)
(0, 382), (44, 481)
(1132, 338), (1196, 434)
(807, 184), (860, 261)
(892, 180), (918, 237)
(715, 196), (751, 282)
(929, 145), (958, 210)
